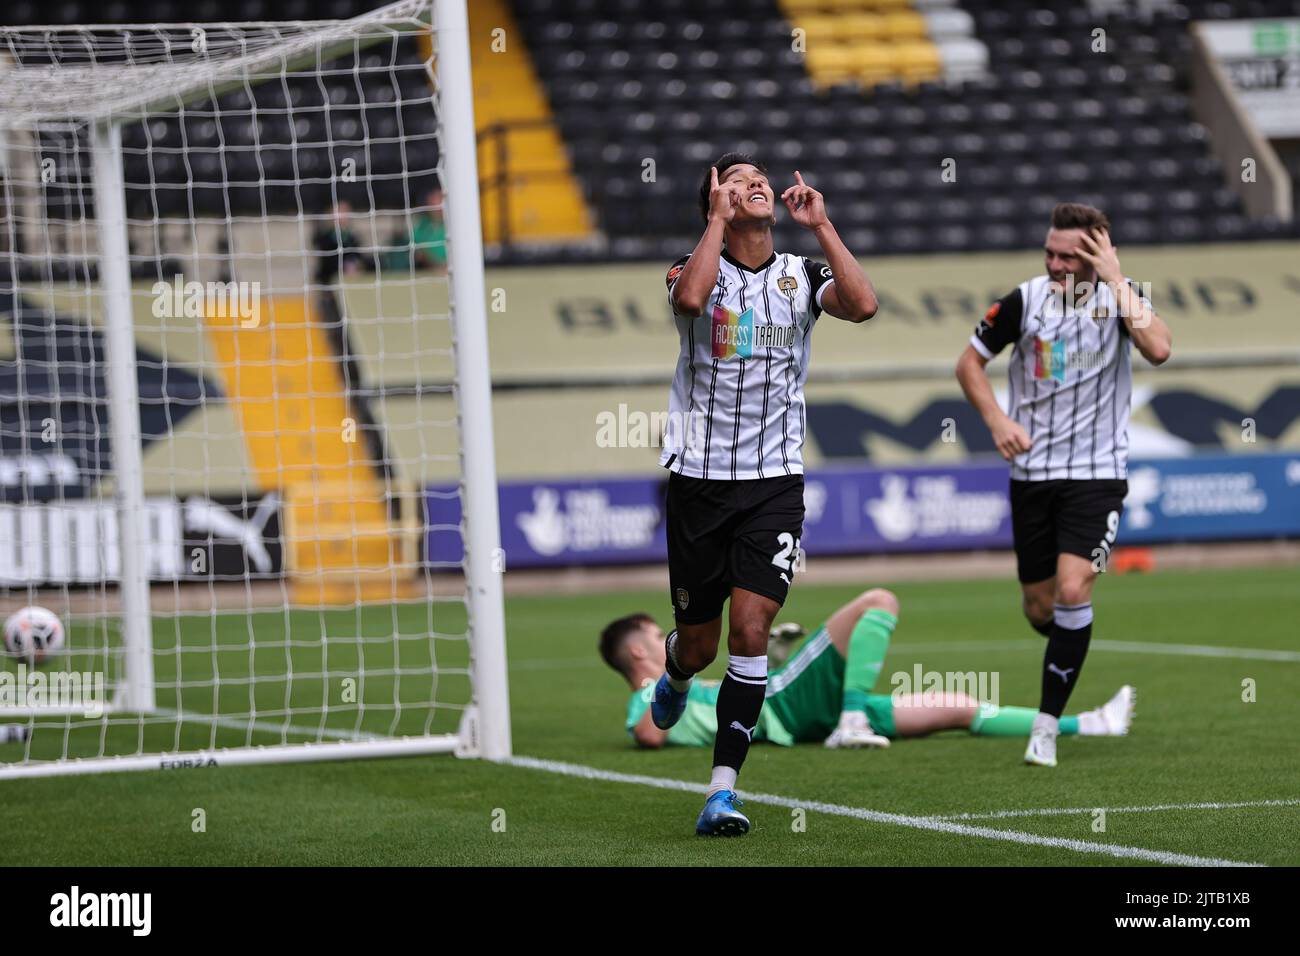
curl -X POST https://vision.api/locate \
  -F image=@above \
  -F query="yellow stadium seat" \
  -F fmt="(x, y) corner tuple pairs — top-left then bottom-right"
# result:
(783, 0), (833, 13)
(851, 43), (896, 85)
(848, 0), (913, 10)
(839, 13), (888, 41)
(793, 15), (842, 42)
(892, 41), (943, 82)
(805, 44), (863, 72)
(883, 10), (928, 40)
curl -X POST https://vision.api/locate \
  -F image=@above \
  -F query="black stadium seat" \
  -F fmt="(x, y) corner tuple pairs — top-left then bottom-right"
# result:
(14, 0), (1298, 256)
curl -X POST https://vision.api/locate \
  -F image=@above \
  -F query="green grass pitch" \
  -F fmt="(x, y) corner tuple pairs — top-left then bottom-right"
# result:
(2, 565), (1298, 866)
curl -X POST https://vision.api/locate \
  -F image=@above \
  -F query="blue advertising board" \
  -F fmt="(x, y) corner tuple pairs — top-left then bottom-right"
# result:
(428, 453), (1300, 569)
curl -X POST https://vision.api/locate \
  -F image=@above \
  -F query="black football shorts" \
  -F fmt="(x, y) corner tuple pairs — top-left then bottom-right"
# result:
(1010, 478), (1129, 584)
(665, 472), (805, 624)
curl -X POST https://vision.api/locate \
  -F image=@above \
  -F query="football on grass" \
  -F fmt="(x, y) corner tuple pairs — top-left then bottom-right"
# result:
(3, 606), (65, 666)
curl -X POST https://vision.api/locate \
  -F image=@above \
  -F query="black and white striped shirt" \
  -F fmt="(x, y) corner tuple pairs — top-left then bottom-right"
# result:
(971, 274), (1150, 481)
(660, 250), (833, 480)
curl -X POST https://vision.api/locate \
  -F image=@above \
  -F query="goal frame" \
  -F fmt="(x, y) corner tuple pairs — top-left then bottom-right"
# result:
(0, 0), (511, 776)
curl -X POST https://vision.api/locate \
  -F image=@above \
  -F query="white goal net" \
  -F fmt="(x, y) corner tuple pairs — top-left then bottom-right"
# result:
(0, 0), (510, 777)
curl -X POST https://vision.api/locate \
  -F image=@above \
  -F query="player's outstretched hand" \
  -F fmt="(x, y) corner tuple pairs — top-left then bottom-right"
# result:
(707, 166), (743, 224)
(991, 416), (1033, 461)
(781, 171), (828, 230)
(1076, 228), (1123, 285)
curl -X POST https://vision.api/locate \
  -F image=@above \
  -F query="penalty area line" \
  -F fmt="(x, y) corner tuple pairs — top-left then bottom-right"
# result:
(929, 797), (1300, 821)
(503, 756), (1261, 867)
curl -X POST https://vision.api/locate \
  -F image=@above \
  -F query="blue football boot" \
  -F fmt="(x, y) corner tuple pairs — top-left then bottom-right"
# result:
(695, 790), (750, 837)
(650, 673), (688, 729)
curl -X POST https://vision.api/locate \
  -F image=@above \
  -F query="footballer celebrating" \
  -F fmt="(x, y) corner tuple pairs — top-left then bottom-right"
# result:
(955, 202), (1171, 768)
(653, 153), (877, 836)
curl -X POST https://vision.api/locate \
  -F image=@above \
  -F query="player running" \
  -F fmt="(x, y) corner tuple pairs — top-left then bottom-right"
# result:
(954, 202), (1171, 768)
(653, 153), (878, 835)
(599, 588), (1135, 756)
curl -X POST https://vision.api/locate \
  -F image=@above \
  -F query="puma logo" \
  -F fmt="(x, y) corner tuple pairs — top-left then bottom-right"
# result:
(1047, 663), (1075, 683)
(729, 720), (757, 742)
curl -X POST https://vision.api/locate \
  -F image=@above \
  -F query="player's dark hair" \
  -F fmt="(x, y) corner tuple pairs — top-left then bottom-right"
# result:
(598, 613), (656, 677)
(698, 152), (768, 223)
(1051, 202), (1110, 234)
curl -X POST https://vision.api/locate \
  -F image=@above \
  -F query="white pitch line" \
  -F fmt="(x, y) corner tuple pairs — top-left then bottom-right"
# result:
(503, 755), (1261, 867)
(930, 798), (1300, 821)
(1091, 640), (1300, 663)
(158, 708), (377, 743)
(890, 638), (1300, 663)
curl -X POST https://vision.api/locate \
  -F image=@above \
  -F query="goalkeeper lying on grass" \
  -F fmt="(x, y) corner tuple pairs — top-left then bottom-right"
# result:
(599, 588), (1134, 750)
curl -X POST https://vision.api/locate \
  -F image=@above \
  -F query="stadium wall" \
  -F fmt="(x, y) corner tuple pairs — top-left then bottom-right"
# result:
(4, 241), (1298, 583)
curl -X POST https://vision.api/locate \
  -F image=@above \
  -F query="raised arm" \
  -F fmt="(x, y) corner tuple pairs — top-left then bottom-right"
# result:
(781, 171), (877, 322)
(1077, 229), (1172, 366)
(670, 166), (740, 316)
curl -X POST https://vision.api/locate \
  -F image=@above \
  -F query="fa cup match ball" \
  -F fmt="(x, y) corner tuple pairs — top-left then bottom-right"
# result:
(3, 606), (66, 666)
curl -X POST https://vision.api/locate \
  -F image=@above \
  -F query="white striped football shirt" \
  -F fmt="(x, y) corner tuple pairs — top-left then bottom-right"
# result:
(971, 274), (1151, 481)
(660, 249), (834, 480)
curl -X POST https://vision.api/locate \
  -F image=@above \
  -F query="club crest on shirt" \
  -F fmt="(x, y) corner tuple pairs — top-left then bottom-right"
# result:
(777, 275), (798, 296)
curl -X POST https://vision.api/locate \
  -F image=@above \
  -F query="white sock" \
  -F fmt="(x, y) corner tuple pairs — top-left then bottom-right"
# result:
(1032, 712), (1060, 735)
(1077, 709), (1105, 736)
(707, 765), (737, 798)
(664, 631), (693, 692)
(726, 653), (768, 683)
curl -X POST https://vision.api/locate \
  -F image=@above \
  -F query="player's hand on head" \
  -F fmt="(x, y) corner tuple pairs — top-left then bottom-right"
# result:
(991, 417), (1033, 461)
(781, 170), (828, 230)
(708, 166), (743, 223)
(1076, 228), (1122, 284)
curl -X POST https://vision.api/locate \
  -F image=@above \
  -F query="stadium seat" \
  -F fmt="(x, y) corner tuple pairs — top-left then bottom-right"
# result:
(938, 37), (990, 81)
(502, 0), (1300, 258)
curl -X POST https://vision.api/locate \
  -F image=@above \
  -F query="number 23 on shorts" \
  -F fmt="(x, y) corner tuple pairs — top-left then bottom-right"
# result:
(771, 533), (803, 574)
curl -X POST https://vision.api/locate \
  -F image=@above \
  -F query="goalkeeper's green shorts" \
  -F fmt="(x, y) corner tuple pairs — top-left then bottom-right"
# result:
(764, 625), (897, 741)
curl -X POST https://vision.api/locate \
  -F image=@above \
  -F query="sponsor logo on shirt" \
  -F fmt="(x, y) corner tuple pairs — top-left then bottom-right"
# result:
(711, 305), (794, 359)
(1034, 337), (1108, 381)
(1033, 337), (1067, 382)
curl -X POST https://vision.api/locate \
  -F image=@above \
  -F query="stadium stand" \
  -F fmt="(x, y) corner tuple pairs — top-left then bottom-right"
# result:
(518, 0), (1300, 262)
(3, 0), (1298, 265)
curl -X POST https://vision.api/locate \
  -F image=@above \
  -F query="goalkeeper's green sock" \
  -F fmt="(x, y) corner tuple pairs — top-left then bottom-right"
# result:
(969, 703), (1079, 736)
(841, 609), (897, 716)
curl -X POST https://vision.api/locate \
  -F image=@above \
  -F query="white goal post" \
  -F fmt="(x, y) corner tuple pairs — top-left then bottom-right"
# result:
(0, 0), (510, 777)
